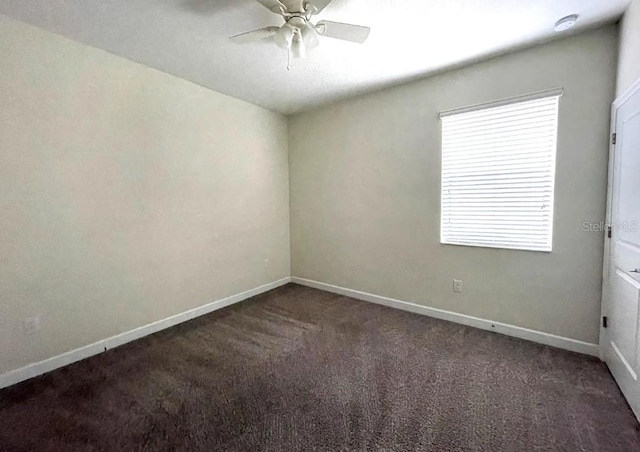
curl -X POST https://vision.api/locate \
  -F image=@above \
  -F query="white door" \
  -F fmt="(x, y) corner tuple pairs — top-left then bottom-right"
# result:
(603, 79), (640, 421)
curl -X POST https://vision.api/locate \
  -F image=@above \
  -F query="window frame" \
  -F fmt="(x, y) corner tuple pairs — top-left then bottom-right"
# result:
(439, 89), (562, 253)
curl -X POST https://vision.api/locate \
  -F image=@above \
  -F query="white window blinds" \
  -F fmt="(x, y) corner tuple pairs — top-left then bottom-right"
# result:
(440, 92), (560, 252)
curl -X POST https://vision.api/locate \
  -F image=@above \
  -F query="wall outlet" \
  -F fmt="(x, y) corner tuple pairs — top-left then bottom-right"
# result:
(23, 315), (41, 335)
(453, 280), (463, 293)
(264, 258), (270, 269)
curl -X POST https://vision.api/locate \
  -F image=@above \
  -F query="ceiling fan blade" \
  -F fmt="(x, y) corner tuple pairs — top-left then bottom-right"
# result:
(306, 0), (334, 14)
(230, 26), (280, 44)
(253, 0), (285, 13)
(316, 21), (371, 44)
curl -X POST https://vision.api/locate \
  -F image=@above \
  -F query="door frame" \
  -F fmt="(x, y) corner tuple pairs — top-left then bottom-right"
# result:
(600, 77), (640, 360)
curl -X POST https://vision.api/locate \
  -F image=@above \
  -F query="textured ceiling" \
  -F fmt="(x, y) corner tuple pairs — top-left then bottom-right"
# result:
(0, 0), (630, 114)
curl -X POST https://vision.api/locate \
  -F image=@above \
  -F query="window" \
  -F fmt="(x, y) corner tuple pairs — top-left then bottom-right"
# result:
(440, 91), (561, 252)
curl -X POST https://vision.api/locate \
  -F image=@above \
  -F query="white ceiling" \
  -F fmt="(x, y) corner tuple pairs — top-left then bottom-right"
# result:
(0, 0), (630, 114)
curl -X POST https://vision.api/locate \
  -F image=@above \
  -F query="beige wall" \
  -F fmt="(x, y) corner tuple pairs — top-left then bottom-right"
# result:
(618, 0), (640, 96)
(0, 15), (290, 375)
(289, 26), (618, 344)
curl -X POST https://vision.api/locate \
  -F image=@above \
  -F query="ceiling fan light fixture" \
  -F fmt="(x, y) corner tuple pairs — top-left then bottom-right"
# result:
(300, 22), (320, 49)
(274, 24), (295, 49)
(292, 36), (306, 59)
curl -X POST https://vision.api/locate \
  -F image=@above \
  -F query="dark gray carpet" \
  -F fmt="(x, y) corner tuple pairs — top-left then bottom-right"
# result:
(1, 283), (639, 451)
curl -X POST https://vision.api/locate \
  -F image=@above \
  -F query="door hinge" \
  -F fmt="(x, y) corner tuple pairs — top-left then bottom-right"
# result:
(602, 316), (608, 328)
(612, 133), (617, 145)
(607, 226), (612, 239)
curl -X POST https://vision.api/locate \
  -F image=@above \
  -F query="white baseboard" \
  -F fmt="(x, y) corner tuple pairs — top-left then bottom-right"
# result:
(0, 277), (292, 390)
(292, 277), (599, 357)
(1, 275), (599, 390)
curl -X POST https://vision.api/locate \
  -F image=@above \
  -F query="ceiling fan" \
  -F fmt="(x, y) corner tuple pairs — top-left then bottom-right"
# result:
(230, 0), (371, 62)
